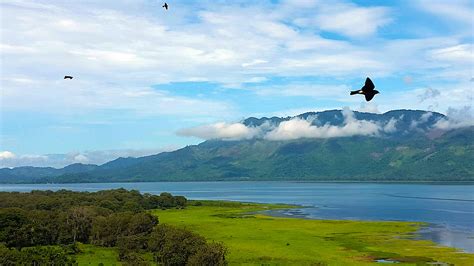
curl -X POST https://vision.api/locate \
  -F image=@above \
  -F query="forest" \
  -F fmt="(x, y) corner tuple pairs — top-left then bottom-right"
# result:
(0, 189), (227, 265)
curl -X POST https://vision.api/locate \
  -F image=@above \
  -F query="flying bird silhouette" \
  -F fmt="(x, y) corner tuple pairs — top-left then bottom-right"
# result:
(162, 2), (168, 10)
(64, 76), (73, 80)
(350, 77), (379, 102)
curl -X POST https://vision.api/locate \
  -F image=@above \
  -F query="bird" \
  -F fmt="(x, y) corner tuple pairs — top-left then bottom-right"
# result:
(350, 77), (379, 102)
(64, 76), (73, 80)
(162, 2), (168, 10)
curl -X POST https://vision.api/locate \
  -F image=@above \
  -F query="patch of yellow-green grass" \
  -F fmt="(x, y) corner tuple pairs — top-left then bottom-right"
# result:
(152, 201), (474, 266)
(75, 243), (121, 266)
(75, 243), (156, 266)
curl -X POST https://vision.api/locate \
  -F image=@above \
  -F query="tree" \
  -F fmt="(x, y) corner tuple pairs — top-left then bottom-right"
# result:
(148, 225), (206, 266)
(188, 242), (227, 266)
(174, 196), (187, 209)
(0, 244), (21, 265)
(118, 250), (149, 266)
(0, 208), (31, 247)
(0, 245), (75, 265)
(65, 206), (96, 243)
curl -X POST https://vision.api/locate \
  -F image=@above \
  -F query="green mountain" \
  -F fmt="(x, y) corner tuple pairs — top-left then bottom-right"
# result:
(1, 109), (473, 183)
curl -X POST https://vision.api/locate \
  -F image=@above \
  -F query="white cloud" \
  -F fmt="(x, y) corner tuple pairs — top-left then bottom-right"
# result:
(1, 0), (393, 120)
(179, 108), (404, 141)
(410, 112), (433, 130)
(314, 5), (392, 37)
(1, 0), (473, 158)
(241, 59), (268, 68)
(1, 0), (470, 119)
(383, 118), (398, 133)
(177, 122), (262, 141)
(1, 80), (235, 118)
(0, 151), (16, 159)
(265, 108), (381, 140)
(429, 44), (474, 65)
(73, 154), (89, 163)
(434, 106), (474, 130)
(416, 0), (474, 25)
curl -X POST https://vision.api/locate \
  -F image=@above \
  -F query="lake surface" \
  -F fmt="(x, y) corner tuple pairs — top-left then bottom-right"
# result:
(1, 182), (473, 252)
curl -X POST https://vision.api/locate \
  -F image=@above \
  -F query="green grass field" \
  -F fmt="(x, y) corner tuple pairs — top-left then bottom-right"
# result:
(75, 243), (156, 266)
(75, 244), (121, 266)
(152, 201), (474, 266)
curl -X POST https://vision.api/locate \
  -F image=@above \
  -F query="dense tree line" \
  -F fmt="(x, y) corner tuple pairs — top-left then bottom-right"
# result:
(0, 189), (186, 212)
(0, 244), (77, 265)
(0, 189), (226, 265)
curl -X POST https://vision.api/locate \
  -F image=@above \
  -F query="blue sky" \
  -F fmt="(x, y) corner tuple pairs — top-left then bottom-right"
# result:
(0, 0), (473, 167)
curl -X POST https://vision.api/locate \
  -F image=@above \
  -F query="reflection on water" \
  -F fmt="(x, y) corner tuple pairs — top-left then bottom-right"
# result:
(416, 225), (474, 253)
(0, 181), (473, 252)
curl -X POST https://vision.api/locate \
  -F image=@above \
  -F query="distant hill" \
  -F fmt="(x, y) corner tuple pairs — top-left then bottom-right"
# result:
(0, 163), (98, 183)
(1, 109), (473, 183)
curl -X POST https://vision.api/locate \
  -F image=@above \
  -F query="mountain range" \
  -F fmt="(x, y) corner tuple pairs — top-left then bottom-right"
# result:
(1, 109), (473, 183)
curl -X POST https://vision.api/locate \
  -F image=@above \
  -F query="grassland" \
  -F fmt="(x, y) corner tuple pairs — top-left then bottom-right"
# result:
(152, 201), (474, 266)
(75, 243), (157, 265)
(75, 244), (121, 265)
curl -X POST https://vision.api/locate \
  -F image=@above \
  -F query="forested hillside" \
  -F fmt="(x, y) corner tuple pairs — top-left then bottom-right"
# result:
(1, 110), (472, 183)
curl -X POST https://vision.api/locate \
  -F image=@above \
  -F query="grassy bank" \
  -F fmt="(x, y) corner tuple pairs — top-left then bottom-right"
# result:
(152, 201), (474, 266)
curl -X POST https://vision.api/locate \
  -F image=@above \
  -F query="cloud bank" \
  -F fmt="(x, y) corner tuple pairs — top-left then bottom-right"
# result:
(178, 106), (474, 142)
(434, 106), (474, 130)
(178, 108), (405, 141)
(265, 109), (383, 140)
(177, 122), (263, 140)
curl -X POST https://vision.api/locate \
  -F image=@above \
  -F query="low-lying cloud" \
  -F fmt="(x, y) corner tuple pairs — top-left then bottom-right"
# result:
(434, 106), (474, 130)
(410, 112), (433, 130)
(178, 108), (401, 141)
(0, 151), (16, 160)
(265, 109), (382, 140)
(177, 122), (262, 140)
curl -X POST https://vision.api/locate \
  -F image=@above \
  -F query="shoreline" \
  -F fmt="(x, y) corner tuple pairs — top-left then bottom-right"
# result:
(263, 207), (474, 254)
(2, 180), (474, 185)
(2, 184), (472, 254)
(154, 201), (474, 265)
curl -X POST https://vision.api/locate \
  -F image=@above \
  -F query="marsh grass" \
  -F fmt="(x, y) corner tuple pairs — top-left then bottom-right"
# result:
(153, 201), (474, 266)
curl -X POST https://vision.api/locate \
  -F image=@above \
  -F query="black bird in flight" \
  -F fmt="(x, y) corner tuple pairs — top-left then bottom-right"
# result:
(162, 2), (168, 10)
(350, 77), (379, 102)
(64, 76), (73, 80)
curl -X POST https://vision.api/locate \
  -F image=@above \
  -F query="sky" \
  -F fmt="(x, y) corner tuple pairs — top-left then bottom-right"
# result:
(0, 0), (473, 167)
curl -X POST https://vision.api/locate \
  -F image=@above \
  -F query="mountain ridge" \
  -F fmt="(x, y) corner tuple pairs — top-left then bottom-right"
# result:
(1, 109), (472, 183)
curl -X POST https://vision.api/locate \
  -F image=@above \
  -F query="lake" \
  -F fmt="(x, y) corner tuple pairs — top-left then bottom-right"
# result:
(1, 181), (473, 252)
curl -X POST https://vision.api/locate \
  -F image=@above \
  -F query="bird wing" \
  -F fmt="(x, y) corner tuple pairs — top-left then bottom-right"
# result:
(364, 77), (375, 91)
(365, 93), (375, 102)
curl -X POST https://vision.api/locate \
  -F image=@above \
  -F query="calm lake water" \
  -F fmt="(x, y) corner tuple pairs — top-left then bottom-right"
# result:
(1, 182), (473, 252)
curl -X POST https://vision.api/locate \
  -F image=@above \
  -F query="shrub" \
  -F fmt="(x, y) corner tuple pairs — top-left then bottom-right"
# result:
(188, 242), (227, 266)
